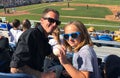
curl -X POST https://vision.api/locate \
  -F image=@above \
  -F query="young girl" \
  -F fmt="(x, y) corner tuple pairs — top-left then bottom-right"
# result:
(57, 21), (101, 78)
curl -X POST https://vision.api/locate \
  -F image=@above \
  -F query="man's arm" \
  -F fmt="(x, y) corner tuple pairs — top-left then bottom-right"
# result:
(10, 65), (41, 78)
(10, 65), (56, 78)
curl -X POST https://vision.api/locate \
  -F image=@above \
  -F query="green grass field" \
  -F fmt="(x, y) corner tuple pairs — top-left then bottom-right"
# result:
(72, 0), (120, 5)
(0, 1), (120, 31)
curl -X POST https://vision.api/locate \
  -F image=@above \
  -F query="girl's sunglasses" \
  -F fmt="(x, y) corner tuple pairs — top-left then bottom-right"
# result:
(63, 32), (80, 40)
(43, 17), (61, 25)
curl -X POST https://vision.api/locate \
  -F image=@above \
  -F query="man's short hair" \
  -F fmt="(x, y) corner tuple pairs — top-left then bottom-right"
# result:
(41, 8), (59, 18)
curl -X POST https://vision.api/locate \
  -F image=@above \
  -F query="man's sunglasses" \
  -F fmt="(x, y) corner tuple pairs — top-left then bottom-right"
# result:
(63, 32), (81, 40)
(43, 17), (61, 25)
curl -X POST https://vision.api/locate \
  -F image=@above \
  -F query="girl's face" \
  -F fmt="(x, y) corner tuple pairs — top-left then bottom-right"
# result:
(64, 24), (81, 47)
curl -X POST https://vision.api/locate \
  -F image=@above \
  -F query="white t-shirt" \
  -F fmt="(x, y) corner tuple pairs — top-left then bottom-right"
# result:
(49, 39), (58, 46)
(73, 45), (101, 78)
(9, 28), (23, 43)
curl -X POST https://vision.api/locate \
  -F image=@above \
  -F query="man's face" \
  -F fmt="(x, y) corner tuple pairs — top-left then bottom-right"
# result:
(40, 11), (60, 35)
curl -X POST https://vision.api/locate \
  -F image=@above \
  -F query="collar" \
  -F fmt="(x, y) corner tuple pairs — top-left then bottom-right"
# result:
(37, 24), (48, 39)
(37, 24), (44, 34)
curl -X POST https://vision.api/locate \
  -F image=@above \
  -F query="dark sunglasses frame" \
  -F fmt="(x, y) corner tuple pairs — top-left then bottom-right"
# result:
(43, 17), (61, 25)
(63, 32), (81, 40)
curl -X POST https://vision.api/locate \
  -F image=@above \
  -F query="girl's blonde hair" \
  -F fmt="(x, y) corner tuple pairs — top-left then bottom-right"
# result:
(63, 20), (93, 52)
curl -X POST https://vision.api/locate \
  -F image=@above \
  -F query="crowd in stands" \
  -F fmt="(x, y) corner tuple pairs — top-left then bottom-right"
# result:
(1, 18), (120, 48)
(0, 18), (31, 49)
(103, 54), (120, 78)
(0, 8), (120, 78)
(87, 26), (120, 42)
(87, 26), (120, 47)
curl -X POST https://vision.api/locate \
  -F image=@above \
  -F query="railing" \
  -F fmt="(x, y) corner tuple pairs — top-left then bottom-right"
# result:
(89, 32), (119, 36)
(89, 32), (120, 47)
(92, 40), (120, 47)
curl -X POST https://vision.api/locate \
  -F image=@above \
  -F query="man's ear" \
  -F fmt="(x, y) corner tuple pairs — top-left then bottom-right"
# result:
(40, 18), (44, 22)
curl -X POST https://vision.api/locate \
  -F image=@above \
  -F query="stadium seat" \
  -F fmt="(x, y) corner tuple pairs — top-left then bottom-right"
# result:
(0, 23), (8, 31)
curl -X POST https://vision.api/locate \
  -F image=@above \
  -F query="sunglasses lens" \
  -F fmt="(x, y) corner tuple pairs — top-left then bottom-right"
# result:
(71, 33), (78, 39)
(63, 32), (80, 40)
(44, 17), (61, 25)
(48, 18), (55, 23)
(56, 21), (61, 25)
(63, 34), (69, 40)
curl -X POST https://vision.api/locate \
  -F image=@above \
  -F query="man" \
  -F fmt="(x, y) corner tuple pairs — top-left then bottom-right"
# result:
(10, 8), (61, 78)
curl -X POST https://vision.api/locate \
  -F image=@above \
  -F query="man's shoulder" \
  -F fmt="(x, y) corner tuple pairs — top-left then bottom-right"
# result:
(23, 28), (36, 34)
(21, 28), (41, 38)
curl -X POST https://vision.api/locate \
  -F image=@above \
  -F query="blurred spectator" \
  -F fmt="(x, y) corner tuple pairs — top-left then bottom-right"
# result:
(22, 19), (31, 31)
(103, 54), (120, 78)
(87, 27), (101, 47)
(0, 35), (9, 51)
(87, 26), (95, 32)
(98, 30), (113, 41)
(3, 6), (7, 14)
(87, 26), (99, 40)
(7, 9), (10, 14)
(114, 30), (120, 42)
(16, 19), (31, 43)
(9, 19), (22, 50)
(9, 19), (22, 44)
(115, 11), (120, 20)
(98, 30), (113, 47)
(0, 35), (11, 73)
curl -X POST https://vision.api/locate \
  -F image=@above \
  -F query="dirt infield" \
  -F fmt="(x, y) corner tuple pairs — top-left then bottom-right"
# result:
(0, 3), (120, 21)
(0, 11), (30, 16)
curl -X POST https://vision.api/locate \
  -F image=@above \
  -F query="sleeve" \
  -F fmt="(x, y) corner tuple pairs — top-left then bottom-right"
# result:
(78, 49), (93, 72)
(10, 31), (32, 68)
(9, 30), (14, 42)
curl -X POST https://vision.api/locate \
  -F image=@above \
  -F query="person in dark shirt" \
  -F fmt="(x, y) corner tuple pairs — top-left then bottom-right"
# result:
(104, 54), (120, 78)
(0, 35), (11, 72)
(10, 8), (61, 78)
(0, 35), (9, 50)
